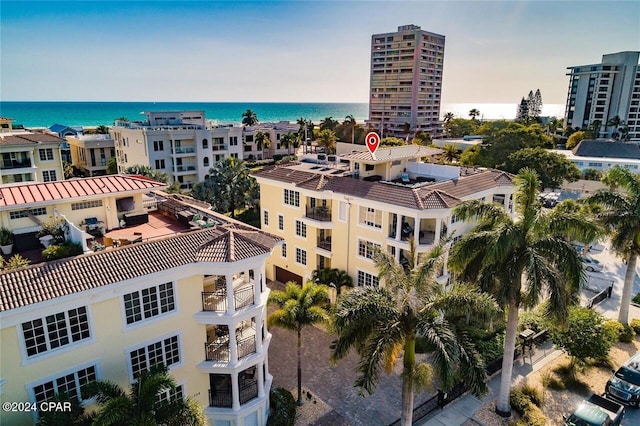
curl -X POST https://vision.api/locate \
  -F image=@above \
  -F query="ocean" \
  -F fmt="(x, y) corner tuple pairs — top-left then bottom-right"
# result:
(0, 101), (565, 128)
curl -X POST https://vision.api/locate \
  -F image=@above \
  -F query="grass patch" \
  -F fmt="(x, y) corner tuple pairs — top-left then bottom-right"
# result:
(541, 371), (565, 390)
(551, 361), (590, 395)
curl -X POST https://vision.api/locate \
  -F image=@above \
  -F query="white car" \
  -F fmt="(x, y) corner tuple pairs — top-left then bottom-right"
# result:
(582, 255), (603, 272)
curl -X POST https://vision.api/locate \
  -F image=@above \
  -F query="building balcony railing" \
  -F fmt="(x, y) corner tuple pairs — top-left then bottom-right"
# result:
(234, 286), (254, 310)
(202, 282), (255, 313)
(212, 145), (228, 151)
(239, 381), (258, 405)
(305, 206), (331, 221)
(317, 238), (332, 251)
(173, 147), (196, 154)
(204, 340), (230, 362)
(209, 389), (232, 408)
(1, 160), (32, 170)
(237, 335), (256, 360)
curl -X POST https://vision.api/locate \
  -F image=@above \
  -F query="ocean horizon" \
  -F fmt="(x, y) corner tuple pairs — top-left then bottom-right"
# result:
(0, 101), (565, 128)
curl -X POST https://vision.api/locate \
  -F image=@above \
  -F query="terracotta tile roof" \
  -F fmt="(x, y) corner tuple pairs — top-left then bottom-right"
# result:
(0, 133), (65, 145)
(427, 170), (514, 199)
(338, 145), (442, 163)
(0, 225), (282, 312)
(0, 175), (168, 209)
(416, 190), (460, 209)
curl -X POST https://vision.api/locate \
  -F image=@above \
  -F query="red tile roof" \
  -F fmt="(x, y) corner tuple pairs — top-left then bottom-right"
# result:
(0, 133), (65, 145)
(0, 176), (168, 209)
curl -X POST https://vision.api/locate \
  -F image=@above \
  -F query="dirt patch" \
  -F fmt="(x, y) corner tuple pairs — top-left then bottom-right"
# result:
(293, 387), (332, 426)
(472, 338), (640, 425)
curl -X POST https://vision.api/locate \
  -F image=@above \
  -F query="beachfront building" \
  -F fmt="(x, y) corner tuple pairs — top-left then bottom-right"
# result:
(366, 24), (446, 139)
(253, 145), (515, 287)
(0, 182), (280, 426)
(67, 134), (116, 176)
(0, 122), (66, 184)
(565, 51), (640, 142)
(555, 139), (640, 173)
(240, 122), (299, 160)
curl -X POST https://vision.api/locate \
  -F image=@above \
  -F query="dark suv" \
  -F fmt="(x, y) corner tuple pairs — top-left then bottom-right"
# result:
(606, 352), (640, 407)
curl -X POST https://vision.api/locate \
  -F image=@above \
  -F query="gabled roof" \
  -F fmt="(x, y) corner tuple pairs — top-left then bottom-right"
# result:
(339, 145), (442, 163)
(0, 175), (168, 209)
(0, 225), (282, 312)
(0, 133), (65, 145)
(573, 140), (640, 160)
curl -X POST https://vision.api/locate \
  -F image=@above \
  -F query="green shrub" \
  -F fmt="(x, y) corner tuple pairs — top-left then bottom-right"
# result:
(1, 254), (30, 270)
(631, 319), (640, 335)
(632, 293), (640, 305)
(521, 405), (546, 426)
(541, 371), (565, 390)
(519, 384), (544, 407)
(42, 242), (83, 261)
(603, 320), (624, 340)
(518, 303), (548, 332)
(267, 387), (296, 426)
(510, 389), (532, 416)
(619, 324), (635, 343)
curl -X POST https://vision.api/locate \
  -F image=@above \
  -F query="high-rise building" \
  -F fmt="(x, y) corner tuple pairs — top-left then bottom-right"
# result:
(367, 25), (445, 139)
(565, 51), (640, 142)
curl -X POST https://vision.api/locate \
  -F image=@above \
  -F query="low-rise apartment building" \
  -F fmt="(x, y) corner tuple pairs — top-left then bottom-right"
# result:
(253, 146), (515, 286)
(0, 180), (281, 426)
(0, 120), (66, 184)
(67, 134), (116, 176)
(555, 139), (640, 173)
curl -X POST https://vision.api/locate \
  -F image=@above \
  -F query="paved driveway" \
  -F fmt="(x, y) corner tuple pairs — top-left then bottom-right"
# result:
(267, 283), (433, 425)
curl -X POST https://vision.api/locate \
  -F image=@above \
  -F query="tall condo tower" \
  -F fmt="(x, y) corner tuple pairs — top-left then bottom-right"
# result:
(565, 51), (640, 142)
(367, 24), (445, 139)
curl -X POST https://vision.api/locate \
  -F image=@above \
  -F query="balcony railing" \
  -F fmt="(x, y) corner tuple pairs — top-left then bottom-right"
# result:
(237, 335), (256, 360)
(305, 206), (331, 221)
(212, 145), (228, 151)
(205, 340), (230, 362)
(209, 389), (232, 408)
(202, 291), (227, 312)
(234, 286), (254, 310)
(1, 159), (32, 169)
(239, 381), (258, 404)
(173, 147), (195, 154)
(317, 238), (332, 251)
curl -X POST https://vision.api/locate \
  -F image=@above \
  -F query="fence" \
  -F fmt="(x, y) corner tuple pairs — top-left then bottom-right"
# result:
(586, 286), (612, 309)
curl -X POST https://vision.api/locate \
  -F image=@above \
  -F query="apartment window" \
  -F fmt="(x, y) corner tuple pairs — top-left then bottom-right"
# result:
(358, 240), (381, 260)
(230, 136), (238, 146)
(157, 384), (184, 404)
(32, 365), (97, 404)
(339, 202), (348, 221)
(295, 220), (307, 237)
(39, 148), (54, 161)
(42, 170), (57, 182)
(357, 270), (379, 287)
(155, 159), (166, 169)
(281, 243), (287, 258)
(71, 200), (104, 211)
(203, 157), (209, 167)
(202, 139), (208, 149)
(123, 283), (175, 325)
(263, 210), (269, 226)
(359, 206), (382, 229)
(278, 215), (284, 231)
(284, 189), (300, 207)
(10, 207), (47, 219)
(153, 141), (164, 151)
(22, 307), (90, 357)
(295, 248), (307, 265)
(451, 213), (459, 223)
(588, 162), (603, 167)
(129, 335), (180, 379)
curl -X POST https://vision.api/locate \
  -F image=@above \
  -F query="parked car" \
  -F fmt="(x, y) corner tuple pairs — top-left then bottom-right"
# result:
(582, 255), (604, 272)
(564, 394), (625, 425)
(606, 352), (640, 407)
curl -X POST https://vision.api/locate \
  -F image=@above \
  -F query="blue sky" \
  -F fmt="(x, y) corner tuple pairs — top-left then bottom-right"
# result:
(1, 1), (638, 103)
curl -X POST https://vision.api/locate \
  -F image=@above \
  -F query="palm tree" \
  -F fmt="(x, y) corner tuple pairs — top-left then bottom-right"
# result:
(94, 125), (109, 134)
(448, 168), (600, 416)
(254, 131), (271, 159)
(319, 116), (337, 131)
(344, 114), (356, 144)
(268, 281), (331, 405)
(606, 115), (626, 140)
(241, 109), (258, 127)
(443, 112), (454, 123)
(587, 119), (602, 139)
(279, 132), (296, 156)
(588, 166), (640, 325)
(469, 109), (481, 121)
(82, 364), (206, 425)
(332, 241), (498, 425)
(547, 117), (564, 137)
(312, 267), (353, 295)
(442, 144), (459, 164)
(317, 129), (337, 154)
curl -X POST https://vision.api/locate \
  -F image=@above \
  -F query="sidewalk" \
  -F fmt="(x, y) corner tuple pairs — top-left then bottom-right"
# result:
(417, 342), (563, 426)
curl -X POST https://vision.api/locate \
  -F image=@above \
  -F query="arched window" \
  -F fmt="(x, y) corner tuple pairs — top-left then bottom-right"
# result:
(202, 139), (209, 149)
(203, 157), (209, 167)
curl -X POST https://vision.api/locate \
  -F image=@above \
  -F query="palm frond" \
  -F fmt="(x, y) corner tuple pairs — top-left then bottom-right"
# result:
(415, 316), (459, 390)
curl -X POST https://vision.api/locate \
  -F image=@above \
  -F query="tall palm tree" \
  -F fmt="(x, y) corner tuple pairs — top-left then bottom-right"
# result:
(441, 144), (459, 164)
(254, 131), (271, 159)
(241, 109), (258, 127)
(280, 132), (296, 156)
(82, 364), (205, 425)
(448, 168), (600, 416)
(443, 112), (454, 123)
(587, 119), (602, 139)
(317, 129), (337, 154)
(268, 281), (331, 406)
(312, 267), (353, 295)
(606, 115), (626, 140)
(588, 166), (640, 325)
(332, 241), (498, 425)
(344, 114), (356, 144)
(468, 109), (481, 121)
(319, 116), (337, 131)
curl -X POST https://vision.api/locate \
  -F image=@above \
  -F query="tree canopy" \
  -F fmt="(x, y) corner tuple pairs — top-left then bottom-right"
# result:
(473, 122), (553, 168)
(444, 118), (478, 138)
(316, 129), (337, 154)
(502, 147), (581, 189)
(566, 130), (588, 149)
(241, 109), (258, 127)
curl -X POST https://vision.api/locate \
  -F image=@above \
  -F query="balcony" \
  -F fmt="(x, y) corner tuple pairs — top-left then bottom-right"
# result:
(239, 381), (258, 404)
(209, 389), (232, 408)
(201, 282), (255, 312)
(1, 159), (33, 170)
(237, 334), (257, 360)
(204, 339), (230, 362)
(317, 237), (332, 251)
(212, 145), (228, 151)
(305, 206), (331, 222)
(172, 147), (196, 155)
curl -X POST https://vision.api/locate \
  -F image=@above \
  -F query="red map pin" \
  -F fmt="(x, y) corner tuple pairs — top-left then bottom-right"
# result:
(365, 132), (380, 155)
